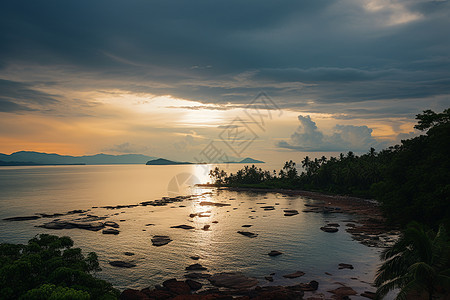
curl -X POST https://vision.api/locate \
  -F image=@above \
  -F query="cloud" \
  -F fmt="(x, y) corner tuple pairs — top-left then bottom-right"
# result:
(0, 0), (449, 120)
(103, 142), (149, 154)
(0, 79), (59, 112)
(0, 99), (35, 112)
(278, 115), (387, 151)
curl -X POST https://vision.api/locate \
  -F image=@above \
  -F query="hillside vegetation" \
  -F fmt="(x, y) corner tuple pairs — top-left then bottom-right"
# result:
(210, 108), (450, 227)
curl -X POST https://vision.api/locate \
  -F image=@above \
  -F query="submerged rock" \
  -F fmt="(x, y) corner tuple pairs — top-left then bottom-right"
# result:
(237, 231), (258, 238)
(109, 260), (136, 268)
(120, 289), (148, 299)
(104, 221), (120, 228)
(338, 263), (354, 269)
(328, 286), (357, 297)
(171, 224), (195, 230)
(186, 263), (207, 271)
(102, 228), (120, 235)
(208, 272), (258, 289)
(261, 206), (275, 210)
(320, 226), (339, 233)
(283, 210), (299, 216)
(185, 279), (203, 291)
(283, 271), (305, 278)
(3, 215), (41, 221)
(289, 280), (319, 292)
(151, 235), (172, 246)
(162, 279), (191, 295)
(199, 201), (231, 207)
(37, 219), (105, 231)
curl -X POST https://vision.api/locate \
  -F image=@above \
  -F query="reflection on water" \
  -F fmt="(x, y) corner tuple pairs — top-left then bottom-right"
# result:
(0, 165), (382, 298)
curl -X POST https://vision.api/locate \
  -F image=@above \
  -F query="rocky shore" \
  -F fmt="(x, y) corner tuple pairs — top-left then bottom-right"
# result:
(2, 188), (396, 299)
(211, 186), (400, 248)
(119, 273), (375, 300)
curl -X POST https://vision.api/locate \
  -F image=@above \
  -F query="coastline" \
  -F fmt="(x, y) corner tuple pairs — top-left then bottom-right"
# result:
(3, 183), (397, 299)
(119, 186), (399, 300)
(198, 184), (400, 248)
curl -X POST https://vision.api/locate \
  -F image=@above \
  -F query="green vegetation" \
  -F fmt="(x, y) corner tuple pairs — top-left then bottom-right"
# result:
(210, 108), (450, 227)
(0, 234), (119, 300)
(375, 222), (450, 300)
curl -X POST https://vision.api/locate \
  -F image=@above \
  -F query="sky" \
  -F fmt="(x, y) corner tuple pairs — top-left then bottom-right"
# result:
(0, 0), (449, 163)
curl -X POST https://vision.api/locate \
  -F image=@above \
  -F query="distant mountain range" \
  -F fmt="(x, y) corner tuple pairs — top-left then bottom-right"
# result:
(0, 151), (157, 165)
(0, 151), (265, 166)
(146, 157), (265, 165)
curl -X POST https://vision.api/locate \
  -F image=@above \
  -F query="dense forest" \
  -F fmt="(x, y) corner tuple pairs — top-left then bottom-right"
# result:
(0, 234), (119, 299)
(210, 108), (450, 228)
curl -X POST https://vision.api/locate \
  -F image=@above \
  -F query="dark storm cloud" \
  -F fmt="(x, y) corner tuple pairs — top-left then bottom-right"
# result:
(0, 79), (59, 112)
(0, 0), (449, 116)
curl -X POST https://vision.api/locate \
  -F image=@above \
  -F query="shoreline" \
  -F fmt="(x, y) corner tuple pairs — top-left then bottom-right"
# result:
(3, 186), (397, 299)
(198, 184), (400, 248)
(119, 186), (398, 299)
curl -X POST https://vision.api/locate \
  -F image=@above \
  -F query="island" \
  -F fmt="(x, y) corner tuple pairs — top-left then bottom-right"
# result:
(146, 158), (193, 165)
(227, 157), (265, 164)
(146, 157), (265, 165)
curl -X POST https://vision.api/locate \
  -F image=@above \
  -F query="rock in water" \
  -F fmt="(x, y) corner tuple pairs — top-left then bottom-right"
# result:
(338, 263), (354, 269)
(109, 260), (136, 268)
(283, 271), (305, 278)
(320, 226), (339, 233)
(237, 231), (258, 238)
(185, 263), (207, 271)
(104, 221), (120, 228)
(268, 250), (283, 256)
(328, 286), (357, 297)
(208, 272), (258, 289)
(185, 279), (202, 290)
(3, 215), (41, 221)
(170, 224), (195, 230)
(162, 279), (191, 295)
(102, 228), (120, 235)
(151, 235), (172, 246)
(283, 210), (299, 216)
(199, 201), (231, 207)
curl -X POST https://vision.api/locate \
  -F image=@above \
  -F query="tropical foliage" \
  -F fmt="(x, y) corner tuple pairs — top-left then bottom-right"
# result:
(375, 222), (450, 300)
(0, 234), (119, 300)
(210, 108), (450, 227)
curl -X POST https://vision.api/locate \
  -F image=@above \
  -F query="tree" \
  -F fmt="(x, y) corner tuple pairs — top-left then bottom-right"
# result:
(375, 222), (450, 300)
(0, 234), (119, 300)
(414, 108), (450, 131)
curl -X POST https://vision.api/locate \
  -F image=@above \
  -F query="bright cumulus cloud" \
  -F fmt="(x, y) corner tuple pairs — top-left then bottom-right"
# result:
(278, 115), (387, 152)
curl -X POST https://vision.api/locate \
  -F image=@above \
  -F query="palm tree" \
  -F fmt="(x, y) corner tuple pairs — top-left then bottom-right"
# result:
(375, 222), (450, 300)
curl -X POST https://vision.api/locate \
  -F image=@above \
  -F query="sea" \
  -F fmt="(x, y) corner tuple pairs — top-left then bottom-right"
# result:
(0, 164), (387, 298)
